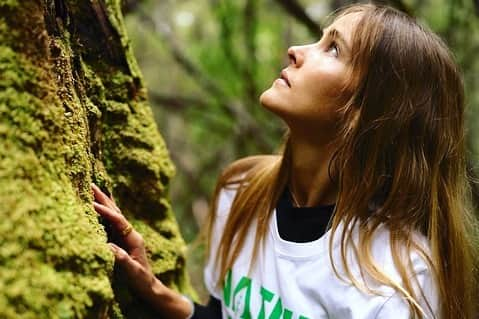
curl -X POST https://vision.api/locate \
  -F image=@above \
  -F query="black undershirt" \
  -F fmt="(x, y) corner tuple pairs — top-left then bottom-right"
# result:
(192, 187), (336, 319)
(276, 186), (335, 242)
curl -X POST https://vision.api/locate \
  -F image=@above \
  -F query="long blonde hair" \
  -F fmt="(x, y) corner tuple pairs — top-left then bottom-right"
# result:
(206, 4), (478, 318)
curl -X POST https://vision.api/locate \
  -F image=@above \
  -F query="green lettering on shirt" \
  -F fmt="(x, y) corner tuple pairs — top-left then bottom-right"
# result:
(269, 296), (283, 319)
(223, 269), (233, 307)
(258, 287), (275, 319)
(222, 270), (312, 319)
(282, 309), (293, 319)
(232, 276), (253, 319)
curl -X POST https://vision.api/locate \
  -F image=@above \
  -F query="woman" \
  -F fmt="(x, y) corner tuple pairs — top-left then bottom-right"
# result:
(92, 3), (478, 319)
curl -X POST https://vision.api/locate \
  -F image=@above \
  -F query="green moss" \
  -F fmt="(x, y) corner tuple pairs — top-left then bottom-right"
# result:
(0, 32), (115, 316)
(103, 0), (144, 83)
(0, 1), (194, 318)
(0, 0), (18, 9)
(81, 60), (107, 104)
(0, 47), (36, 88)
(0, 146), (115, 318)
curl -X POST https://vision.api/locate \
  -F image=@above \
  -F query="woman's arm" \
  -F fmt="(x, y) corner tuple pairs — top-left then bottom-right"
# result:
(91, 183), (193, 318)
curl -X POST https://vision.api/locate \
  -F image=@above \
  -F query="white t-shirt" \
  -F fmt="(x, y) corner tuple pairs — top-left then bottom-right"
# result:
(204, 187), (439, 319)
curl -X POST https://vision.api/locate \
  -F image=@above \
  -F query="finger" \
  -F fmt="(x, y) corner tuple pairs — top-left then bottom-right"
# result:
(109, 194), (121, 212)
(105, 189), (121, 213)
(108, 243), (158, 298)
(94, 202), (128, 230)
(91, 183), (112, 205)
(109, 243), (142, 275)
(94, 202), (142, 249)
(91, 183), (119, 212)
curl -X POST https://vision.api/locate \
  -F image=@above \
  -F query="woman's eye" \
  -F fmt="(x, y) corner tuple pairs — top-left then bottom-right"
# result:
(327, 42), (339, 57)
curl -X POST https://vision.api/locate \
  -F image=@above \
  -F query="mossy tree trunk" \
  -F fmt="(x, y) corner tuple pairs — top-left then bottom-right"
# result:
(0, 1), (193, 318)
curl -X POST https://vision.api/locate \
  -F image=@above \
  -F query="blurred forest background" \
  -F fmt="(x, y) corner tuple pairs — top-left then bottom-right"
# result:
(120, 0), (479, 298)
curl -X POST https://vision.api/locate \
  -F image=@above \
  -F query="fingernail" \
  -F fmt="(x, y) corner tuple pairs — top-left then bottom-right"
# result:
(108, 243), (117, 252)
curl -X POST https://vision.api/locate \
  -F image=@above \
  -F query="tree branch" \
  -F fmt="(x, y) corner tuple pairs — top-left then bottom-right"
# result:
(215, 2), (242, 74)
(242, 0), (259, 107)
(148, 92), (209, 110)
(144, 19), (226, 99)
(331, 0), (414, 17)
(383, 0), (413, 15)
(139, 11), (273, 152)
(273, 0), (322, 36)
(121, 0), (142, 15)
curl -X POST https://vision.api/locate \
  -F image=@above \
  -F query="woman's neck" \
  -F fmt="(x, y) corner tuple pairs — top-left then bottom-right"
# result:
(288, 133), (338, 207)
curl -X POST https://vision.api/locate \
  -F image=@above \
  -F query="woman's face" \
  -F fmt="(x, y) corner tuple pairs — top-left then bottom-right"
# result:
(260, 12), (362, 135)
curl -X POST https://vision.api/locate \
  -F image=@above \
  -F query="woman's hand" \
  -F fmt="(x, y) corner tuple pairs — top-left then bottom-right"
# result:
(91, 183), (157, 296)
(91, 183), (193, 318)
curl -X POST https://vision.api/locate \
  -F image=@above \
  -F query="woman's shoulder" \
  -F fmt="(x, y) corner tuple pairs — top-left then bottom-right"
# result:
(367, 228), (438, 317)
(214, 155), (280, 215)
(325, 225), (438, 317)
(220, 155), (280, 183)
(329, 223), (434, 288)
(355, 225), (433, 278)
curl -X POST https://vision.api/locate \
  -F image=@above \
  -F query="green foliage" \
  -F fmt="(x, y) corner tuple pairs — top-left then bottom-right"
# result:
(125, 0), (479, 299)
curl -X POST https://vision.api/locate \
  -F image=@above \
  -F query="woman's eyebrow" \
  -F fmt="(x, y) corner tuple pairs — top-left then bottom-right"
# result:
(325, 27), (351, 54)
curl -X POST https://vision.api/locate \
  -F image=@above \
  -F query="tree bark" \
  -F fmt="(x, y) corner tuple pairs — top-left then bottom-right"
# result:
(0, 0), (193, 318)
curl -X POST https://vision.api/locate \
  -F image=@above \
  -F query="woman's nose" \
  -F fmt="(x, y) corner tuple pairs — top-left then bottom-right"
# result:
(287, 46), (304, 67)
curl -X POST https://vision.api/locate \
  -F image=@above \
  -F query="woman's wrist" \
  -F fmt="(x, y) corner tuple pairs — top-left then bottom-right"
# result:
(181, 295), (195, 319)
(149, 278), (194, 318)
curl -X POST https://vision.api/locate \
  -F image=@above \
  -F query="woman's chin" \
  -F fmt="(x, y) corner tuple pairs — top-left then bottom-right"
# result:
(259, 87), (279, 109)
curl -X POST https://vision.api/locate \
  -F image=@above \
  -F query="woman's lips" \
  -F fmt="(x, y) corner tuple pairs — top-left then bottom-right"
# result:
(275, 78), (290, 87)
(280, 69), (291, 87)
